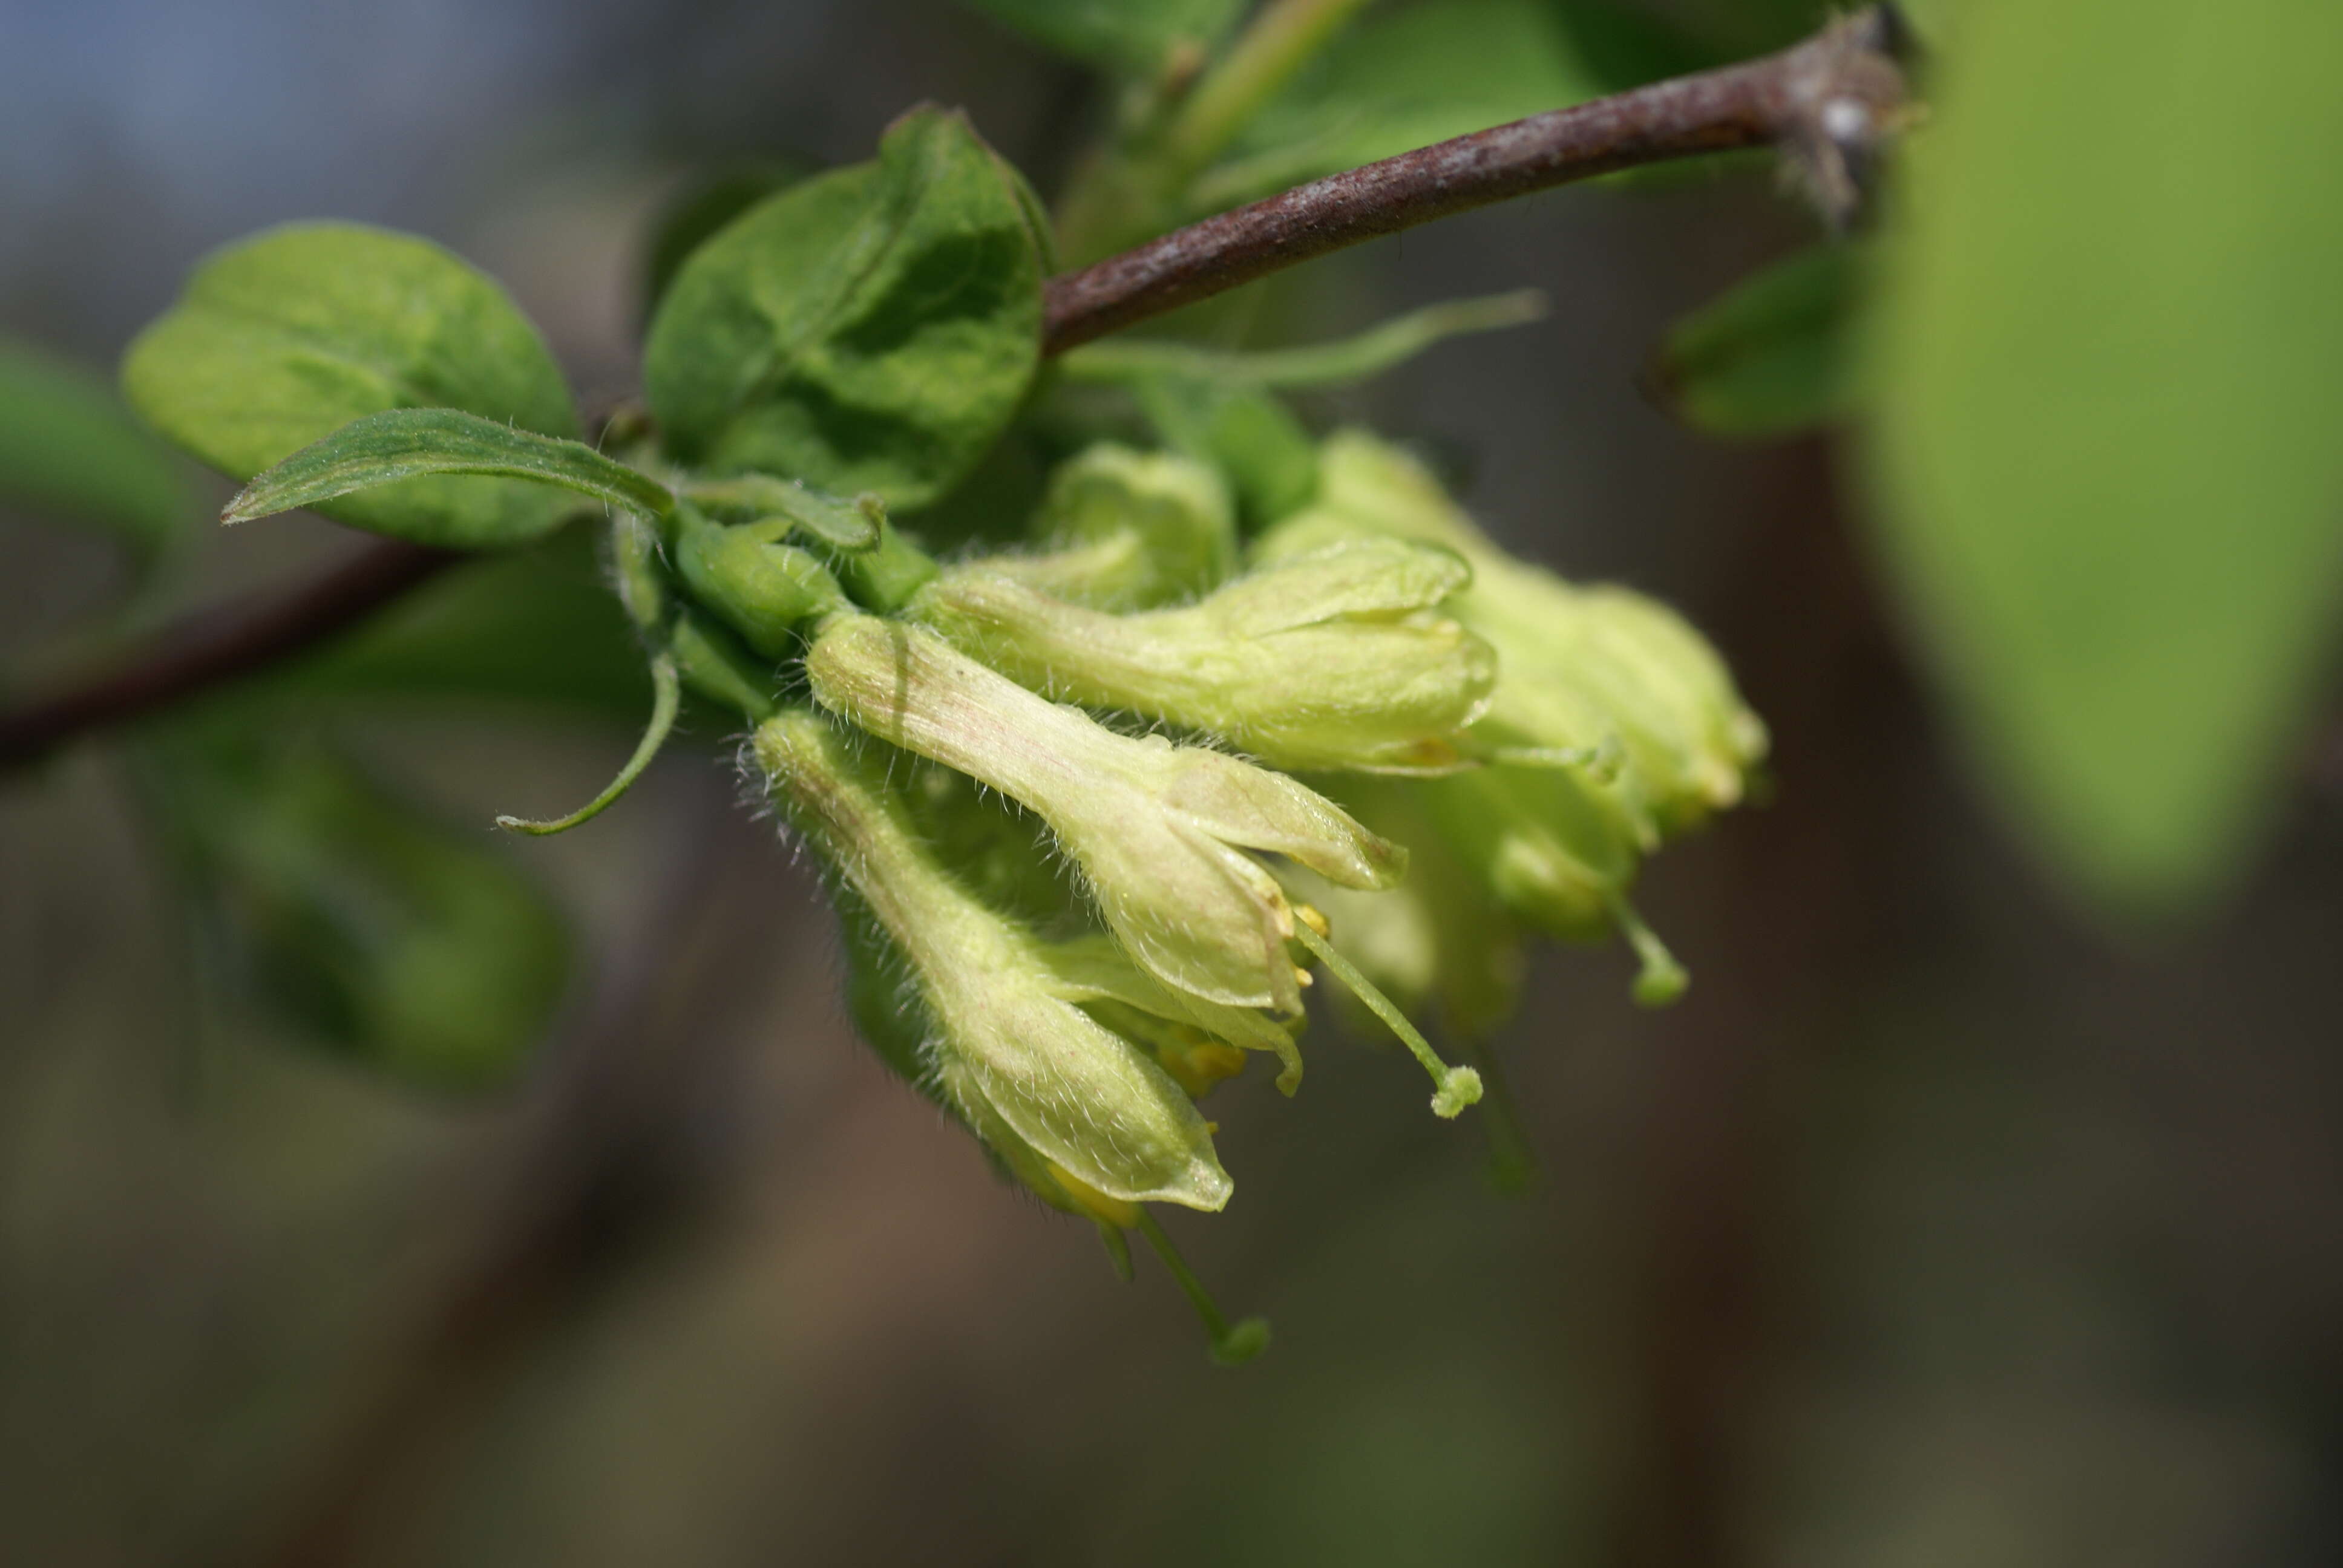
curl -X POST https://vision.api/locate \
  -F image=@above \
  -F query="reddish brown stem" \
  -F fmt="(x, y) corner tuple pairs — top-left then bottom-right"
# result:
(0, 540), (456, 769)
(0, 9), (1904, 773)
(1043, 7), (1906, 352)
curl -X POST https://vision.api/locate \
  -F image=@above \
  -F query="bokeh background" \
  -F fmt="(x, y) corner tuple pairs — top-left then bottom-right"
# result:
(5, 1), (2339, 1564)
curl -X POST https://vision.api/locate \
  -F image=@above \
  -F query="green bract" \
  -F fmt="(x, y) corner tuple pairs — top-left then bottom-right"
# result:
(122, 222), (580, 547)
(803, 612), (1403, 1013)
(644, 106), (1046, 510)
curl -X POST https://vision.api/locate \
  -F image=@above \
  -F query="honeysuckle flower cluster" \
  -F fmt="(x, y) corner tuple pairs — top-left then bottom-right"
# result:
(530, 425), (1764, 1357)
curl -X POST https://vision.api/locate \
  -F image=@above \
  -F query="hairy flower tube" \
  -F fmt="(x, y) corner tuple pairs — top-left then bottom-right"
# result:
(803, 610), (1404, 1013)
(907, 536), (1496, 774)
(752, 707), (1245, 1212)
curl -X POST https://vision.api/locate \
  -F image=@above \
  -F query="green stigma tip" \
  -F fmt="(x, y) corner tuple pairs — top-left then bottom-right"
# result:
(1431, 1067), (1484, 1119)
(1291, 920), (1479, 1120)
(1211, 1317), (1273, 1368)
(1605, 892), (1689, 1009)
(1633, 961), (1688, 1008)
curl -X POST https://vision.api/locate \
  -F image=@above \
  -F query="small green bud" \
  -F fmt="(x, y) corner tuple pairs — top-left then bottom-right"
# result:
(804, 612), (1403, 1013)
(908, 537), (1496, 774)
(1022, 442), (1236, 609)
(754, 708), (1239, 1210)
(672, 503), (845, 657)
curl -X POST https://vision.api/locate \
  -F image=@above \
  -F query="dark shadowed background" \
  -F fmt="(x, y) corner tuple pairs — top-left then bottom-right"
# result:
(5, 1), (2339, 1564)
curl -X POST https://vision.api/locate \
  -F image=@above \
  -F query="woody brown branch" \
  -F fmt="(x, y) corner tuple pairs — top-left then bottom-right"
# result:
(0, 7), (1907, 773)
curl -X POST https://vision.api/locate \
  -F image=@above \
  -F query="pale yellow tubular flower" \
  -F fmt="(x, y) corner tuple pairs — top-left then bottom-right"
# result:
(803, 612), (1403, 1013)
(752, 708), (1232, 1211)
(909, 536), (1495, 774)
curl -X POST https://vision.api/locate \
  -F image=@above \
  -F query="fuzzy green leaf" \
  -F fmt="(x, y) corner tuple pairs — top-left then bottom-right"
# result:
(958, 0), (1246, 75)
(1867, 0), (2343, 914)
(226, 408), (670, 544)
(1655, 245), (1862, 440)
(122, 222), (580, 546)
(643, 106), (1045, 511)
(0, 338), (191, 561)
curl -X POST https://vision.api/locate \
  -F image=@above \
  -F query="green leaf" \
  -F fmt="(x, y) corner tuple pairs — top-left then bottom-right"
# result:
(1654, 246), (1863, 440)
(1215, 0), (1607, 200)
(1866, 0), (2343, 913)
(0, 337), (190, 561)
(643, 106), (1046, 511)
(225, 408), (671, 544)
(640, 159), (810, 323)
(122, 222), (580, 547)
(146, 729), (569, 1094)
(958, 0), (1246, 75)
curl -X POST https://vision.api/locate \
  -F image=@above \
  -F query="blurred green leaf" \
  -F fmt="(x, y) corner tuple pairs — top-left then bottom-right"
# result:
(1867, 0), (2343, 912)
(1216, 0), (1608, 199)
(122, 222), (580, 546)
(275, 526), (652, 722)
(226, 408), (671, 544)
(643, 107), (1046, 511)
(958, 0), (1246, 76)
(1654, 245), (1863, 440)
(0, 337), (191, 562)
(1063, 290), (1548, 388)
(640, 159), (810, 323)
(149, 730), (570, 1093)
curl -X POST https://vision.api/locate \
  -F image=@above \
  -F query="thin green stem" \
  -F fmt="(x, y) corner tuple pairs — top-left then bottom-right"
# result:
(1135, 1209), (1270, 1367)
(1462, 1034), (1535, 1194)
(1162, 0), (1376, 174)
(1291, 918), (1482, 1118)
(1058, 289), (1547, 388)
(495, 651), (680, 835)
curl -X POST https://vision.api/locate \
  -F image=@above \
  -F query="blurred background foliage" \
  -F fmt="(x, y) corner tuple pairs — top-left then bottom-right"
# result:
(3, 0), (2339, 1564)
